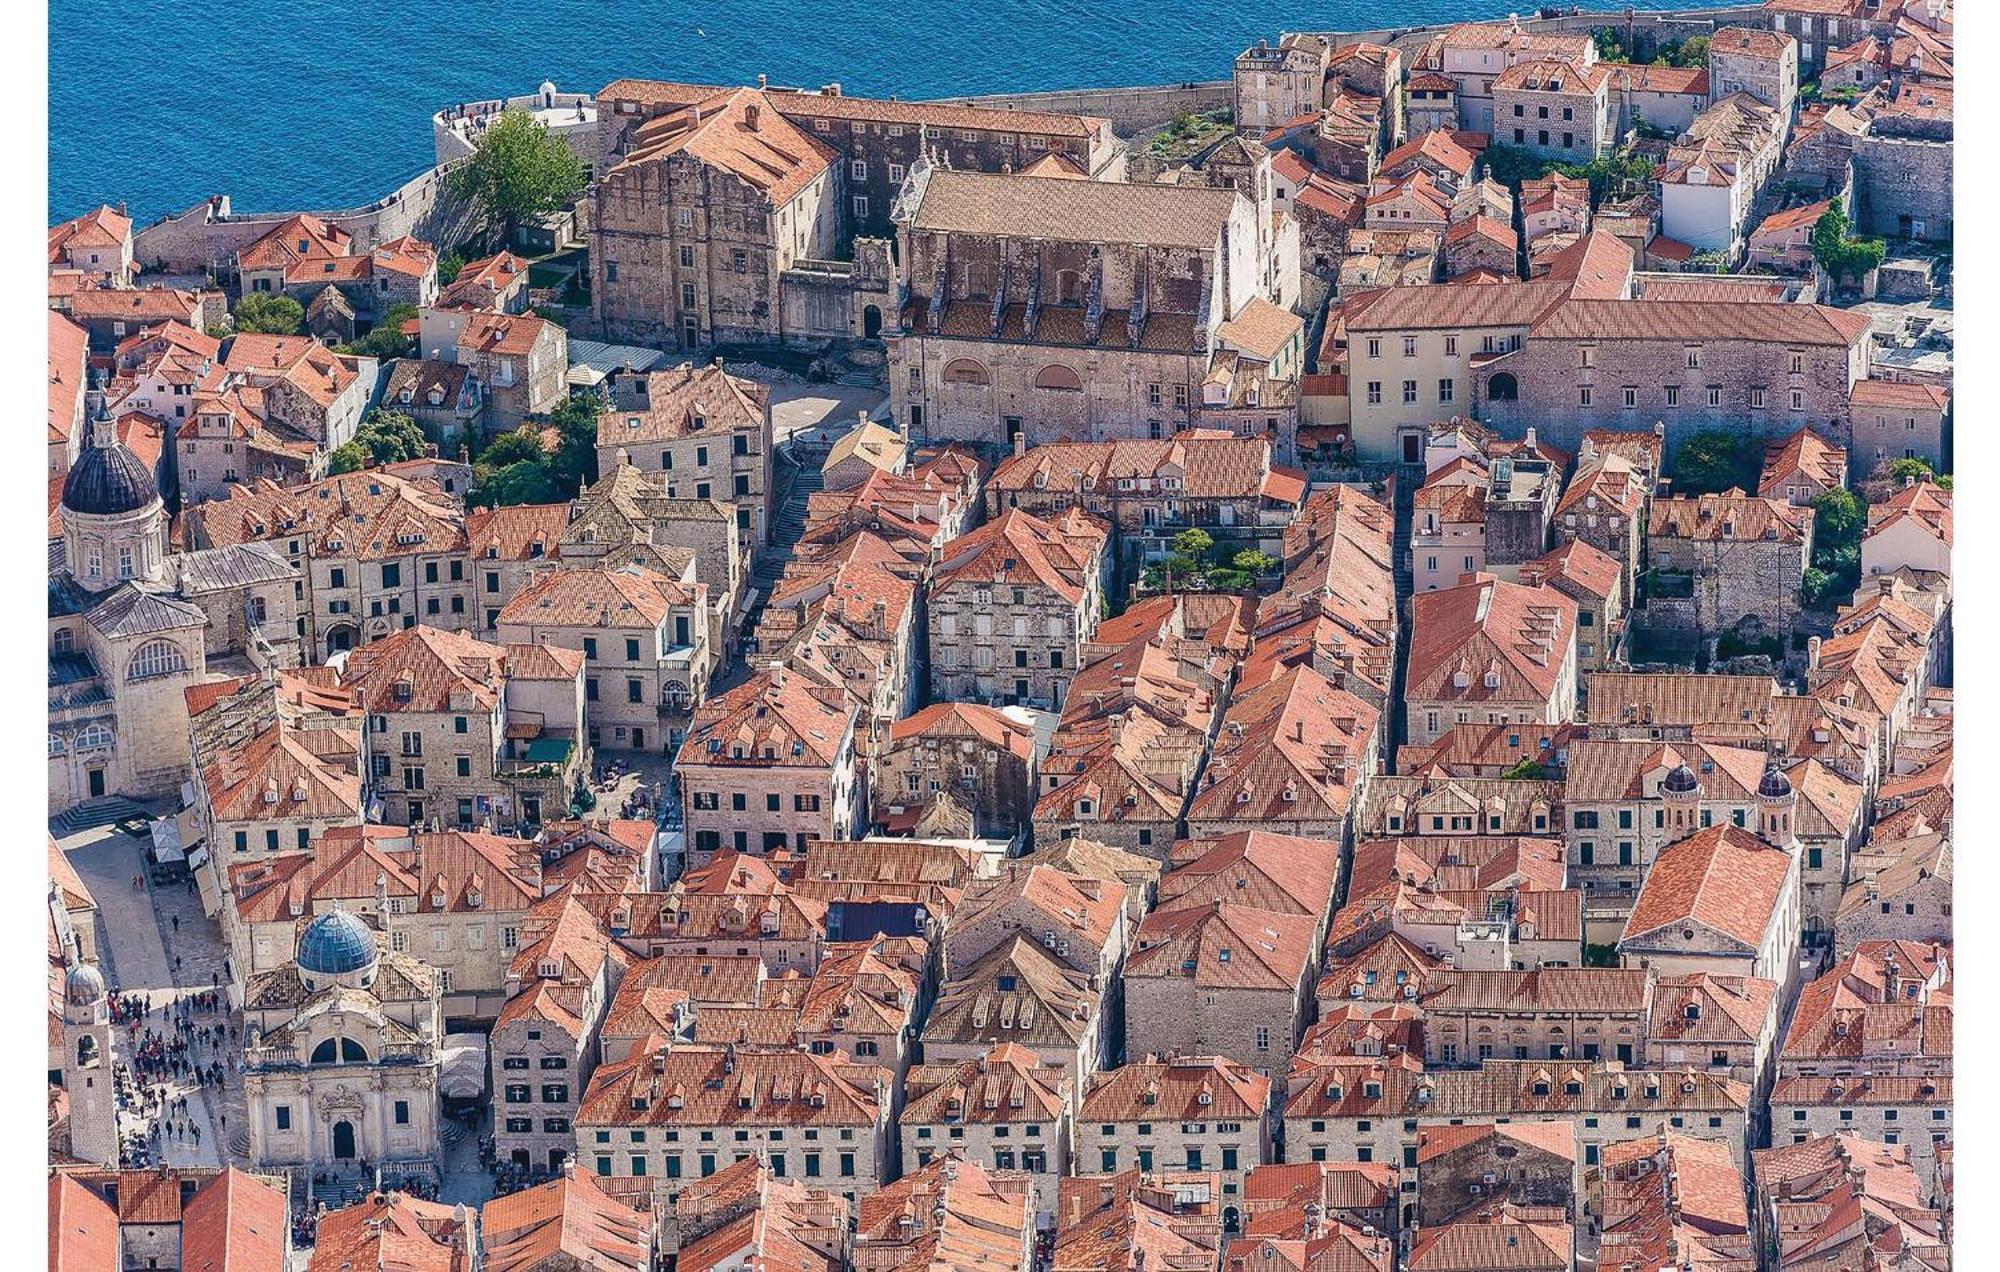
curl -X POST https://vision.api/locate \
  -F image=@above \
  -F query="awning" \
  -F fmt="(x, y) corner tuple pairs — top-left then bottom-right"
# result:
(440, 1033), (488, 1099)
(149, 817), (185, 864)
(523, 737), (573, 765)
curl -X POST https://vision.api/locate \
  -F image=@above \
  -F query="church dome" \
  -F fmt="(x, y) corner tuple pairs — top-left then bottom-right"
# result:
(297, 911), (379, 977)
(1661, 763), (1700, 794)
(1758, 765), (1794, 799)
(62, 425), (159, 517)
(64, 961), (106, 1007)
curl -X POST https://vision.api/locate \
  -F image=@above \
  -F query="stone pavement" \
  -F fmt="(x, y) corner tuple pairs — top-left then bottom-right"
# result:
(60, 822), (239, 1169)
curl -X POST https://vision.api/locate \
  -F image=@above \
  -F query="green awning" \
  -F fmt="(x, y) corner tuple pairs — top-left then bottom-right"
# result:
(523, 738), (573, 764)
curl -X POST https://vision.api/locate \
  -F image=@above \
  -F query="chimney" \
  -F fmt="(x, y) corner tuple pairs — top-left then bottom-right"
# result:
(617, 446), (631, 468)
(745, 102), (761, 130)
(1013, 431), (1027, 458)
(823, 82), (843, 97)
(757, 73), (768, 89)
(1807, 635), (1822, 672)
(1523, 425), (1538, 455)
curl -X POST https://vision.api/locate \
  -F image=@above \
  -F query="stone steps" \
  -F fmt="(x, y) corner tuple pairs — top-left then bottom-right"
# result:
(52, 797), (151, 836)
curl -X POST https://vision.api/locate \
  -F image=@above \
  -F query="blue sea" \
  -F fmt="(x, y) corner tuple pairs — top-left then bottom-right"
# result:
(49, 0), (1736, 224)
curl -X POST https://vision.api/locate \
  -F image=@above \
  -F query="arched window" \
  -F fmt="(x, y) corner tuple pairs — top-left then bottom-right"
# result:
(1487, 372), (1519, 401)
(127, 639), (188, 683)
(75, 724), (113, 751)
(76, 1036), (99, 1068)
(1056, 269), (1084, 304)
(311, 1037), (371, 1064)
(1034, 365), (1084, 392)
(342, 1037), (369, 1062)
(52, 628), (73, 654)
(942, 359), (990, 386)
(48, 733), (64, 756)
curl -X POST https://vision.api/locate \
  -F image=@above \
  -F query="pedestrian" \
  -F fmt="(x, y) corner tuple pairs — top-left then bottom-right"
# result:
(171, 914), (179, 933)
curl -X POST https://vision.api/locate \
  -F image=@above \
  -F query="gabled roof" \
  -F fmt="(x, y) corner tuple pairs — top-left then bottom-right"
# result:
(935, 507), (1108, 604)
(684, 668), (854, 769)
(1622, 825), (1794, 950)
(598, 360), (767, 448)
(481, 1171), (652, 1272)
(1129, 901), (1319, 990)
(1408, 576), (1576, 704)
(910, 168), (1240, 251)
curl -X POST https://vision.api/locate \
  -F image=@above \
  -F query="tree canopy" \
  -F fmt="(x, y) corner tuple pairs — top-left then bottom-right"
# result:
(1811, 197), (1887, 281)
(450, 110), (587, 234)
(336, 303), (417, 359)
(233, 292), (304, 335)
(327, 410), (428, 474)
(1805, 486), (1865, 608)
(1672, 429), (1756, 495)
(467, 389), (606, 508)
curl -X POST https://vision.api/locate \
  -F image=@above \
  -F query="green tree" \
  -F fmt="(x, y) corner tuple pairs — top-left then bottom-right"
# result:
(472, 459), (565, 508)
(1885, 456), (1937, 486)
(451, 110), (587, 240)
(1499, 758), (1549, 781)
(1811, 197), (1886, 281)
(338, 303), (417, 359)
(353, 411), (428, 466)
(1673, 429), (1752, 495)
(1809, 487), (1866, 553)
(1232, 549), (1278, 576)
(1801, 567), (1838, 610)
(1172, 528), (1215, 561)
(326, 440), (369, 475)
(234, 293), (304, 335)
(477, 426), (549, 470)
(542, 389), (606, 492)
(1659, 34), (1709, 67)
(438, 252), (467, 285)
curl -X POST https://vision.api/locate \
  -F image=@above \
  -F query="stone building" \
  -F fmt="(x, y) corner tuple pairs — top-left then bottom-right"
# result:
(1124, 902), (1320, 1075)
(590, 88), (840, 351)
(340, 624), (585, 831)
(921, 936), (1107, 1082)
(1234, 34), (1332, 134)
(576, 1041), (893, 1200)
(1405, 574), (1577, 749)
(182, 467), (473, 660)
(676, 667), (861, 860)
(417, 309), (569, 432)
(495, 561), (713, 752)
(928, 507), (1110, 710)
(1643, 972), (1780, 1090)
(1644, 492), (1813, 641)
(464, 502), (573, 632)
(985, 431), (1307, 566)
(872, 701), (1039, 839)
(595, 360), (774, 547)
(1618, 818), (1803, 991)
(1468, 293), (1874, 461)
(1421, 968), (1652, 1068)
(562, 464), (748, 657)
(50, 203), (134, 285)
(1768, 1075), (1950, 1179)
(1415, 1123), (1577, 1228)
(1492, 60), (1613, 162)
(1431, 21), (1598, 136)
(595, 78), (1121, 246)
(490, 895), (626, 1171)
(1851, 379), (1950, 472)
(1076, 1056), (1275, 1217)
(220, 333), (372, 457)
(1708, 27), (1800, 119)
(886, 166), (1298, 451)
(1183, 664), (1378, 842)
(1281, 1058), (1752, 1177)
(902, 1045), (1074, 1225)
(1855, 83), (1952, 242)
(50, 418), (305, 814)
(241, 911), (443, 1170)
(1659, 94), (1787, 258)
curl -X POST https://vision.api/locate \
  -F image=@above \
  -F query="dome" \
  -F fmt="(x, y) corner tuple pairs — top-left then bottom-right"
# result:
(62, 425), (159, 517)
(297, 911), (379, 976)
(1758, 766), (1794, 799)
(64, 961), (106, 1007)
(1661, 763), (1700, 794)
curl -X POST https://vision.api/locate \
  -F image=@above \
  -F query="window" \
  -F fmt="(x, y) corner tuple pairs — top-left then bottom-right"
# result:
(1623, 386), (1637, 408)
(1791, 389), (1805, 411)
(1707, 385), (1722, 408)
(1665, 385), (1680, 407)
(1366, 338), (1381, 359)
(1366, 381), (1382, 405)
(853, 195), (869, 218)
(1579, 386), (1592, 406)
(1402, 380), (1418, 404)
(1685, 346), (1701, 369)
(1444, 335), (1458, 356)
(127, 640), (188, 682)
(1751, 387), (1766, 409)
(1439, 379), (1454, 403)
(275, 1106), (292, 1131)
(850, 159), (866, 180)
(1402, 336), (1417, 357)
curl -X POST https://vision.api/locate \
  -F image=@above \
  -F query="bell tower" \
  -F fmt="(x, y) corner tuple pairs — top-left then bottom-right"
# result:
(61, 962), (117, 1166)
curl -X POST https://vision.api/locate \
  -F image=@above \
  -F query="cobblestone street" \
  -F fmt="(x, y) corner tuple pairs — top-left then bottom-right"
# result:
(59, 821), (241, 1169)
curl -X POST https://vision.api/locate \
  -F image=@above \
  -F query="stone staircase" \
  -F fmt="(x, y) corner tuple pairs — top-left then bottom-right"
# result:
(735, 448), (827, 668)
(52, 796), (152, 837)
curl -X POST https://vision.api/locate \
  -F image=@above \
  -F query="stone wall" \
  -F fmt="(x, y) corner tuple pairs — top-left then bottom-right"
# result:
(134, 163), (488, 278)
(1854, 134), (1953, 242)
(922, 82), (1232, 136)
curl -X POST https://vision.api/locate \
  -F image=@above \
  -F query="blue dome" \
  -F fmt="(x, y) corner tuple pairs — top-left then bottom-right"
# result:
(297, 911), (378, 976)
(62, 426), (159, 517)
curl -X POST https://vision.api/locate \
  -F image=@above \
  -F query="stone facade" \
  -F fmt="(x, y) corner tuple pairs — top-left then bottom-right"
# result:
(1707, 27), (1800, 120)
(871, 702), (1039, 839)
(596, 361), (775, 548)
(1493, 60), (1612, 163)
(928, 509), (1110, 710)
(1644, 493), (1813, 640)
(676, 668), (861, 861)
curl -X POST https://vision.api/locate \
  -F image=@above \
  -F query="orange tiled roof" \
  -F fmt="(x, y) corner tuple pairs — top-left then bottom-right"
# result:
(1623, 824), (1794, 949)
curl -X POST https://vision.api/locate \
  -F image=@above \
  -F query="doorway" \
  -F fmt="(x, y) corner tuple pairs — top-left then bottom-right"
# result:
(1402, 432), (1422, 465)
(631, 727), (645, 751)
(87, 766), (106, 799)
(332, 1121), (357, 1160)
(863, 305), (882, 338)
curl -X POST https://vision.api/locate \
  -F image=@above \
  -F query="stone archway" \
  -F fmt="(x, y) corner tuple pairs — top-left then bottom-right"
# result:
(332, 1120), (357, 1160)
(1487, 371), (1519, 401)
(863, 304), (882, 339)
